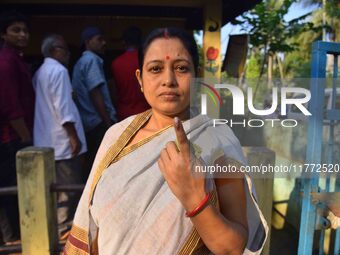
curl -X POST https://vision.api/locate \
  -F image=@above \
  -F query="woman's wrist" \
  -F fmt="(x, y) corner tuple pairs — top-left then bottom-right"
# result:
(185, 193), (211, 217)
(182, 191), (209, 214)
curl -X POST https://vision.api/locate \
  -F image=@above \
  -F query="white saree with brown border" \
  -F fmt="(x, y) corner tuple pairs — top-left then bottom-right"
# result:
(63, 110), (268, 255)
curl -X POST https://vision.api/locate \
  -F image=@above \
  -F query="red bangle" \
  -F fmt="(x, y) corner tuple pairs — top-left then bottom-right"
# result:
(185, 193), (210, 218)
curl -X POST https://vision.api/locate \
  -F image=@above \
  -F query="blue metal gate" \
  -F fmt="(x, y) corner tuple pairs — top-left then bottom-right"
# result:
(298, 41), (340, 255)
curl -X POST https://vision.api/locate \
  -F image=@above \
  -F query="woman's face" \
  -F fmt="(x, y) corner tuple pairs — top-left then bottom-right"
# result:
(136, 38), (195, 118)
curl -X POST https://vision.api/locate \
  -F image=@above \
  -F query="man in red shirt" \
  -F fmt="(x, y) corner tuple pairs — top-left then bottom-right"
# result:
(0, 11), (35, 244)
(111, 27), (149, 121)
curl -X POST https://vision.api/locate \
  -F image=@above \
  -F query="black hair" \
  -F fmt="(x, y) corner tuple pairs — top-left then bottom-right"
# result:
(138, 27), (199, 75)
(122, 26), (142, 47)
(0, 10), (30, 35)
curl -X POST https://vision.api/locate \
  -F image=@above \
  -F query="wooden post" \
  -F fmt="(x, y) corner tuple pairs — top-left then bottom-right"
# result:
(16, 147), (58, 255)
(243, 146), (275, 255)
(203, 0), (222, 118)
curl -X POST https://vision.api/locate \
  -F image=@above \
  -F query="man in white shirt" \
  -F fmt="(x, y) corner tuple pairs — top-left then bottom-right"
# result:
(33, 34), (87, 238)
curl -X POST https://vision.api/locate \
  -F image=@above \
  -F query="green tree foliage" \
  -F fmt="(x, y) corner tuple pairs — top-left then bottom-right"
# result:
(236, 0), (314, 56)
(234, 0), (319, 81)
(284, 51), (312, 79)
(246, 50), (262, 79)
(283, 1), (338, 78)
(306, 0), (340, 41)
(283, 0), (340, 78)
(325, 0), (340, 41)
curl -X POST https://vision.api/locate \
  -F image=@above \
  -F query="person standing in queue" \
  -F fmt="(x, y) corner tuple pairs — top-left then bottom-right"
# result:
(72, 26), (117, 182)
(0, 10), (34, 244)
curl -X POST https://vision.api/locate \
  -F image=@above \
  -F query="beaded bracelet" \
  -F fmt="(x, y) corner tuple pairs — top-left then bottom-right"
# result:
(185, 193), (210, 218)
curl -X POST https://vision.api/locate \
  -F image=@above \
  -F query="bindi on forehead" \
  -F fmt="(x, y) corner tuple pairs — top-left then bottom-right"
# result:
(164, 53), (183, 60)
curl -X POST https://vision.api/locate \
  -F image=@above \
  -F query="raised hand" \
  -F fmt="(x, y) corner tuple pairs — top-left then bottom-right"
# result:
(157, 117), (206, 212)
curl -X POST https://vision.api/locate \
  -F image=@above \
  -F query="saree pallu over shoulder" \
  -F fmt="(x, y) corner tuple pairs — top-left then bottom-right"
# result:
(63, 111), (153, 255)
(88, 110), (153, 206)
(64, 110), (268, 255)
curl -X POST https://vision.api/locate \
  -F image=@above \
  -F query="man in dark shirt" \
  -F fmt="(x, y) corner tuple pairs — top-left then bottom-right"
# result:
(0, 11), (35, 244)
(111, 27), (149, 121)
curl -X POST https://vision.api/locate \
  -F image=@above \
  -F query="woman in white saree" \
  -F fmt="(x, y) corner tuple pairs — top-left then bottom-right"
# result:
(64, 27), (268, 255)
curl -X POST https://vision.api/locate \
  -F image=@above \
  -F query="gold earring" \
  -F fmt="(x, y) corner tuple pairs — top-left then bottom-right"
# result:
(140, 86), (144, 93)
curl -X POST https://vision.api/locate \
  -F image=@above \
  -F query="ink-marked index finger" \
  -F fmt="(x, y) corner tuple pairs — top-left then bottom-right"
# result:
(174, 117), (189, 155)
